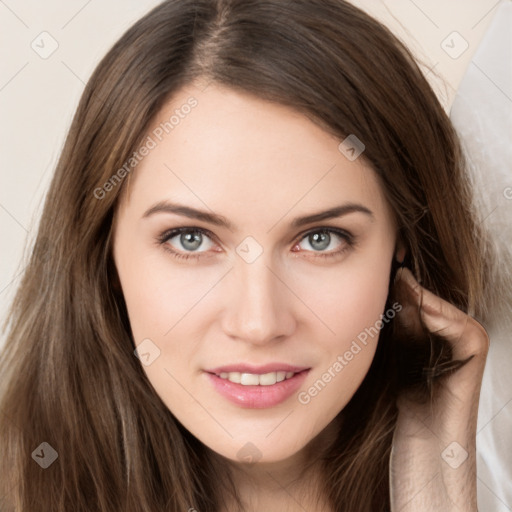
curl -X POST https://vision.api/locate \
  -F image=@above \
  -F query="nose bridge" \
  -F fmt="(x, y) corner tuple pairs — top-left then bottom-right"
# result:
(221, 252), (295, 344)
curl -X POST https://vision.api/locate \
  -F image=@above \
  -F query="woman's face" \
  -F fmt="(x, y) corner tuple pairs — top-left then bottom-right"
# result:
(113, 82), (398, 464)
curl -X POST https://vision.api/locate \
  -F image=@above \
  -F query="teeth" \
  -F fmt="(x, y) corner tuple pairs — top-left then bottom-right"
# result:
(218, 371), (298, 385)
(241, 373), (260, 385)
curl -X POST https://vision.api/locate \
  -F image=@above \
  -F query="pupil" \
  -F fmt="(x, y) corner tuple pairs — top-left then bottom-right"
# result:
(181, 232), (202, 251)
(310, 232), (330, 251)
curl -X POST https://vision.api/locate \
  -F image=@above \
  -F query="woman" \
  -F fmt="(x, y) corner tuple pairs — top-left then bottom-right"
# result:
(0, 0), (499, 510)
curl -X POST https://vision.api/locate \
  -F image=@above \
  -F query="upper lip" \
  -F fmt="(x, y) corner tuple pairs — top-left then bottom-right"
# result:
(206, 363), (310, 375)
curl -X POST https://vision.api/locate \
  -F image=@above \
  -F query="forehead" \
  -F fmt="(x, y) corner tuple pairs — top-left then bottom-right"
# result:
(117, 83), (393, 229)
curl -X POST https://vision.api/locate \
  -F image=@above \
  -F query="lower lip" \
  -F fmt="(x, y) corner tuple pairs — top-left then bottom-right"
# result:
(205, 370), (310, 409)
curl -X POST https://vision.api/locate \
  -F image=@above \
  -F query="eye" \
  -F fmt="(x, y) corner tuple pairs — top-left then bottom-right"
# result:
(157, 226), (355, 261)
(292, 228), (354, 259)
(157, 227), (218, 260)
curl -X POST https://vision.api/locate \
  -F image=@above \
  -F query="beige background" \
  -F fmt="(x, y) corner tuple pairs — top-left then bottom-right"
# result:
(0, 0), (505, 330)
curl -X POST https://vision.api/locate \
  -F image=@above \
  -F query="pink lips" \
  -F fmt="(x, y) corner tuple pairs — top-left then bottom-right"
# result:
(207, 363), (309, 375)
(204, 363), (310, 409)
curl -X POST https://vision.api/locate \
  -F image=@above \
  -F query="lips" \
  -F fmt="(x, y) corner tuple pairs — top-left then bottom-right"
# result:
(207, 363), (309, 375)
(204, 363), (310, 408)
(217, 370), (296, 386)
(206, 363), (309, 385)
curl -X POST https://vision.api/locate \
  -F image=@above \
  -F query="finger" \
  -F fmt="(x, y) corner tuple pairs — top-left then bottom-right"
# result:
(395, 267), (489, 362)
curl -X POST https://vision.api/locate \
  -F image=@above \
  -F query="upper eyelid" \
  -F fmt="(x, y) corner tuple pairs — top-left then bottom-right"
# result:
(294, 225), (352, 239)
(160, 225), (353, 248)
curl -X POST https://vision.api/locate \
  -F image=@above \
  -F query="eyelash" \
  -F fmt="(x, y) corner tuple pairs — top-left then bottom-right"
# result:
(156, 226), (355, 261)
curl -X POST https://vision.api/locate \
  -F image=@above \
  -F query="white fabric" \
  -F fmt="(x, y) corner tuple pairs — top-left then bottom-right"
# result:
(450, 3), (512, 510)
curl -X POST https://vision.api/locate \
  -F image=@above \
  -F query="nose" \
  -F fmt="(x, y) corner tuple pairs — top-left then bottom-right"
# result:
(221, 255), (297, 346)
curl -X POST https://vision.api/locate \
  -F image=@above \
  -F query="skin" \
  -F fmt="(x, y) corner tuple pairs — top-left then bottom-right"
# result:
(112, 82), (488, 510)
(390, 267), (489, 511)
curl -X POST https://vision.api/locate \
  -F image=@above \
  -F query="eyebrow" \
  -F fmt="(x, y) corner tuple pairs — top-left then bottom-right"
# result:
(142, 200), (374, 230)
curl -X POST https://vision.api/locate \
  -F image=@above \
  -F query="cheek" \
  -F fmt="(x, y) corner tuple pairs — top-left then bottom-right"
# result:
(117, 252), (230, 397)
(114, 230), (395, 462)
(292, 244), (392, 353)
(116, 252), (216, 400)
(118, 249), (223, 343)
(291, 245), (392, 412)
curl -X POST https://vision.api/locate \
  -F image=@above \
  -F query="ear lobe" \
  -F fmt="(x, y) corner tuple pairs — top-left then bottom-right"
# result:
(395, 242), (407, 265)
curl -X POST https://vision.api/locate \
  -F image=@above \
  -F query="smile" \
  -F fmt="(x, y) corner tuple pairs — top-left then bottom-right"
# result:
(217, 371), (296, 386)
(204, 364), (311, 408)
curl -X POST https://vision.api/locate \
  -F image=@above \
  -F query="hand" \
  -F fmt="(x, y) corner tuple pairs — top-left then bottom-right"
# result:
(389, 267), (489, 512)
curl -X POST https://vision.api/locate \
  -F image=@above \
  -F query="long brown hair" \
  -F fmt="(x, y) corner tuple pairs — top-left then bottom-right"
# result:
(0, 0), (504, 510)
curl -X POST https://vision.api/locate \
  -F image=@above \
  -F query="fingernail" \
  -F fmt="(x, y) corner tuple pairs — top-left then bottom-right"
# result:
(393, 266), (404, 285)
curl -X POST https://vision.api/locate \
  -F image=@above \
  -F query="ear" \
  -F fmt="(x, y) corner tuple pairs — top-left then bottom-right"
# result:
(395, 239), (407, 265)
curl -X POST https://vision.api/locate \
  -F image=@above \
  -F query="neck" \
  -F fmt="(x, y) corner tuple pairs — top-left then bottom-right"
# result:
(217, 417), (341, 512)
